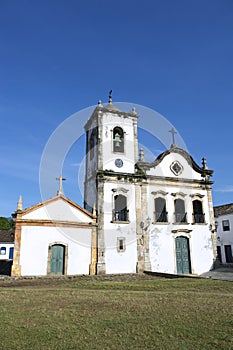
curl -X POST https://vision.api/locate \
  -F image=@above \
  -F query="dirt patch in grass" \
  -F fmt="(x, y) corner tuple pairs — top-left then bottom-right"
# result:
(0, 273), (159, 288)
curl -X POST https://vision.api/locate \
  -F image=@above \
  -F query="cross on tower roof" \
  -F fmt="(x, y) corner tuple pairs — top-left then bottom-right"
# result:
(56, 174), (66, 195)
(169, 127), (177, 148)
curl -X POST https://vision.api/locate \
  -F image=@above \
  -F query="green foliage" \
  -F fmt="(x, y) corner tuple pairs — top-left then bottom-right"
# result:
(9, 218), (15, 229)
(0, 276), (232, 349)
(0, 217), (12, 230)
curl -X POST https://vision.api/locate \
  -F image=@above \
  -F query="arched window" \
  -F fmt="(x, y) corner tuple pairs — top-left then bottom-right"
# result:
(113, 127), (124, 153)
(193, 200), (205, 223)
(113, 194), (128, 221)
(154, 197), (168, 222)
(174, 199), (187, 223)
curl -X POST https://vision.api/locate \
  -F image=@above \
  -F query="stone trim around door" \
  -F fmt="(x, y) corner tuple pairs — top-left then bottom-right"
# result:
(47, 242), (68, 276)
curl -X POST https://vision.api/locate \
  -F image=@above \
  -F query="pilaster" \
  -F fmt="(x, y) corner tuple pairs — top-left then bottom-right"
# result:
(206, 183), (217, 262)
(136, 182), (144, 272)
(136, 180), (151, 272)
(133, 119), (139, 166)
(89, 224), (98, 275)
(96, 178), (106, 274)
(11, 212), (22, 276)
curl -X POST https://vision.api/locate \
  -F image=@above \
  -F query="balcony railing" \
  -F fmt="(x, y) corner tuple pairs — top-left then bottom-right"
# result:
(113, 209), (129, 222)
(193, 213), (205, 223)
(174, 212), (187, 223)
(154, 211), (168, 223)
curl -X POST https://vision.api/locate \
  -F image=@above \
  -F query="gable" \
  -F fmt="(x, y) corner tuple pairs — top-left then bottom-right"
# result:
(146, 152), (203, 180)
(136, 147), (213, 182)
(22, 197), (93, 223)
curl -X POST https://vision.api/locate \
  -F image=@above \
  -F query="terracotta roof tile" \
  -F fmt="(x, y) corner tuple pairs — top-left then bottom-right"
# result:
(0, 230), (14, 243)
(214, 203), (233, 217)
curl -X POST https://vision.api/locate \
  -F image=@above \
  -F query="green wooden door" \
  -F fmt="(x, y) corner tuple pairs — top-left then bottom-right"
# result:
(175, 236), (191, 274)
(50, 244), (65, 275)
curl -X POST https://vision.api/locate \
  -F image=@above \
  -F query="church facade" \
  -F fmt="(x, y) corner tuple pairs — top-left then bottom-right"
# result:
(11, 98), (217, 277)
(84, 98), (217, 275)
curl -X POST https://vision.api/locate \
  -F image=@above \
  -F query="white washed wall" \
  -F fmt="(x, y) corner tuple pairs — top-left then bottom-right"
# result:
(216, 213), (233, 263)
(102, 113), (136, 174)
(23, 199), (92, 222)
(147, 183), (214, 274)
(0, 243), (14, 260)
(103, 181), (137, 273)
(20, 226), (92, 276)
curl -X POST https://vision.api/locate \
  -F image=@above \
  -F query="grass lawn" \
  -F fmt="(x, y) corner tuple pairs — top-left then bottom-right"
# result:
(0, 274), (232, 350)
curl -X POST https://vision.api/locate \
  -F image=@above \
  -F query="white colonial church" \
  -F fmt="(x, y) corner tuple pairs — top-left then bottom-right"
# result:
(84, 97), (217, 276)
(12, 97), (217, 277)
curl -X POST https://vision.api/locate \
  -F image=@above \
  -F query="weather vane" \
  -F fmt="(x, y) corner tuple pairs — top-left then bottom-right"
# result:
(109, 89), (112, 103)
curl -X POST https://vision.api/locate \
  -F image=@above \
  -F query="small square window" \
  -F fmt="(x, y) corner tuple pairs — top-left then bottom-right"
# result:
(0, 247), (6, 255)
(117, 237), (126, 252)
(222, 220), (230, 231)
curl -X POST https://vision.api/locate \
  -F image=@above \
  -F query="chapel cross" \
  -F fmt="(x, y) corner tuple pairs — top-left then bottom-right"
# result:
(169, 127), (177, 146)
(56, 174), (66, 195)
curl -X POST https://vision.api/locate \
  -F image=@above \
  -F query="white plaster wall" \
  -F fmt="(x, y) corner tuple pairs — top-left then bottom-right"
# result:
(149, 228), (175, 273)
(147, 183), (214, 274)
(0, 243), (14, 260)
(84, 177), (97, 213)
(20, 226), (92, 276)
(85, 116), (98, 176)
(149, 226), (213, 274)
(105, 236), (137, 274)
(190, 228), (214, 274)
(23, 199), (92, 222)
(216, 213), (233, 263)
(147, 153), (203, 181)
(102, 113), (136, 173)
(103, 181), (137, 273)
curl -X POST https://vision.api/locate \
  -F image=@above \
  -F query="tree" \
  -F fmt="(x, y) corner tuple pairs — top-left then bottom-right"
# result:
(0, 217), (12, 230)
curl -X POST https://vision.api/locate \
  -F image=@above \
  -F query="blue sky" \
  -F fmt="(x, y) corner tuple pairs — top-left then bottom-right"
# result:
(0, 0), (233, 217)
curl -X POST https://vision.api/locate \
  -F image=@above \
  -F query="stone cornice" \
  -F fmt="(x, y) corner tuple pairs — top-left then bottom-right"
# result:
(84, 106), (139, 131)
(96, 170), (213, 186)
(15, 219), (97, 228)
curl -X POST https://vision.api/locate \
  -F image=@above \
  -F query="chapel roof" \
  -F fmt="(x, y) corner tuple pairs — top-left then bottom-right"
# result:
(14, 194), (95, 220)
(214, 203), (233, 217)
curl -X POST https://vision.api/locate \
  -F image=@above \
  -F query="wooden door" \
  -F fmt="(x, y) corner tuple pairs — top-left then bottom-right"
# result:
(176, 236), (191, 274)
(50, 244), (65, 275)
(224, 245), (232, 263)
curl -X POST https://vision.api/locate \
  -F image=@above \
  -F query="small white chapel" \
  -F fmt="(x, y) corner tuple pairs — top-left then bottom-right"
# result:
(11, 95), (217, 277)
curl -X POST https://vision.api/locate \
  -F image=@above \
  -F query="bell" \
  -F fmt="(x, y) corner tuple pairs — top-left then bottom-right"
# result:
(114, 132), (121, 148)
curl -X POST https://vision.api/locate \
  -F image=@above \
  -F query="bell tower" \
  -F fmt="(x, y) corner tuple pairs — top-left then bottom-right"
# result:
(84, 94), (139, 274)
(84, 95), (139, 213)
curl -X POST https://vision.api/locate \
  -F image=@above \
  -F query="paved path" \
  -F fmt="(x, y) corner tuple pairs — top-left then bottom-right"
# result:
(201, 267), (233, 281)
